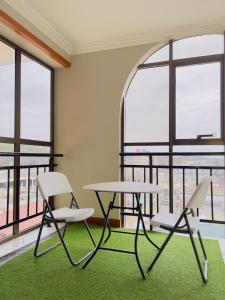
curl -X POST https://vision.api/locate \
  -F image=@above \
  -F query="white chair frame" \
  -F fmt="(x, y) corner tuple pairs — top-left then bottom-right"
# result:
(34, 172), (96, 266)
(148, 177), (212, 283)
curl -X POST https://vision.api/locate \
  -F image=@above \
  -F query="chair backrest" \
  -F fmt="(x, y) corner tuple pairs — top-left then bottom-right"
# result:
(186, 176), (212, 209)
(36, 172), (73, 200)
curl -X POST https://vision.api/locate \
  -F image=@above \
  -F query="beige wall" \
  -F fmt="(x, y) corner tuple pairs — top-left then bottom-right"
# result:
(55, 43), (155, 219)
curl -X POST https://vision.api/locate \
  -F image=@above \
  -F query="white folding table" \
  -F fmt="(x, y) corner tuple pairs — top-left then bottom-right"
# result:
(82, 181), (163, 279)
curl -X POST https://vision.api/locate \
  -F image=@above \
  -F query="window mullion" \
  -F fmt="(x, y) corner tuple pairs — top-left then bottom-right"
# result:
(169, 39), (174, 213)
(221, 32), (225, 142)
(13, 49), (21, 235)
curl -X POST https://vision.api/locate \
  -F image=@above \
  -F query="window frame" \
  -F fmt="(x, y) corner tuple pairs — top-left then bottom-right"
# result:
(121, 34), (225, 227)
(0, 34), (54, 235)
(172, 55), (224, 145)
(127, 35), (225, 147)
(0, 34), (54, 150)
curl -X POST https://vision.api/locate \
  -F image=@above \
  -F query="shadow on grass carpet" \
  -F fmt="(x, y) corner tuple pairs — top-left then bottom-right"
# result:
(0, 223), (225, 300)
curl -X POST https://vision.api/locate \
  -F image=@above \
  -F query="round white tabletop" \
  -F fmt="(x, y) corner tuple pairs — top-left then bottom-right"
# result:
(83, 181), (164, 194)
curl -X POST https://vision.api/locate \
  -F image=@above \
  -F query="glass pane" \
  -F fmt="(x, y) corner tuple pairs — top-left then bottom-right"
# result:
(124, 145), (169, 152)
(21, 55), (51, 141)
(144, 45), (169, 63)
(20, 144), (50, 165)
(124, 146), (169, 165)
(176, 62), (221, 139)
(125, 66), (169, 142)
(0, 41), (15, 137)
(172, 145), (225, 223)
(173, 34), (224, 59)
(173, 145), (225, 166)
(123, 146), (170, 229)
(19, 145), (50, 232)
(173, 145), (224, 152)
(0, 143), (14, 240)
(0, 143), (14, 166)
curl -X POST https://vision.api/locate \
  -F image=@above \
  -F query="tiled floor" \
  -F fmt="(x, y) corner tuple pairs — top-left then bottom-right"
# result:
(0, 224), (64, 265)
(0, 225), (225, 265)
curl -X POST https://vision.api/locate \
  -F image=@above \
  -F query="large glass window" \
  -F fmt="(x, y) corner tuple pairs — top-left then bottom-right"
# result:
(124, 34), (224, 146)
(0, 36), (53, 241)
(122, 34), (225, 234)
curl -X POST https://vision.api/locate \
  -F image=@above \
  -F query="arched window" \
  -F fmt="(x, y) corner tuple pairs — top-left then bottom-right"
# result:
(122, 34), (225, 234)
(124, 34), (224, 146)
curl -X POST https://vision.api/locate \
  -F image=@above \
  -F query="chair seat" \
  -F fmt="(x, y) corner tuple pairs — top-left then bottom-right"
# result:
(150, 212), (199, 233)
(47, 207), (94, 222)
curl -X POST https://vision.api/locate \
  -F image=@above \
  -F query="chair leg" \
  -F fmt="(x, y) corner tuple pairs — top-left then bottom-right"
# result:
(70, 192), (96, 247)
(134, 213), (146, 279)
(34, 212), (45, 257)
(34, 216), (94, 266)
(83, 220), (96, 247)
(184, 215), (208, 283)
(197, 231), (208, 281)
(148, 211), (187, 272)
(197, 230), (208, 260)
(188, 231), (208, 283)
(34, 215), (66, 257)
(51, 219), (94, 266)
(148, 229), (174, 272)
(83, 201), (112, 269)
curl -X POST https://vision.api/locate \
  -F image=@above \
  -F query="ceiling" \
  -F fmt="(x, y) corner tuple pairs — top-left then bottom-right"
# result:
(2, 0), (225, 58)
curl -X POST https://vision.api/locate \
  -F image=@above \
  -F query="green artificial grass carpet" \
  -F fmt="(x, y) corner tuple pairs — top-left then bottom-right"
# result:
(0, 223), (225, 300)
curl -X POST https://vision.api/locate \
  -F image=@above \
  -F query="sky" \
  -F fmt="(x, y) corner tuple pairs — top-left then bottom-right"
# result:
(0, 53), (51, 142)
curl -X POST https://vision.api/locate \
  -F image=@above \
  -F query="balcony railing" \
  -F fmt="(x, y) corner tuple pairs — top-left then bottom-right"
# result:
(0, 152), (63, 241)
(120, 152), (225, 225)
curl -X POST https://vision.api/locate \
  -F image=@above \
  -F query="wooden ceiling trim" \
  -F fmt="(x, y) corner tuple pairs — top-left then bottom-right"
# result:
(0, 9), (71, 68)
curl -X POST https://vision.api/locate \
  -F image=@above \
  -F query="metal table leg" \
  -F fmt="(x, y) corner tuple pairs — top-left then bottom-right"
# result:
(83, 191), (158, 280)
(82, 192), (116, 269)
(82, 198), (113, 269)
(135, 194), (159, 250)
(134, 199), (146, 280)
(95, 191), (113, 243)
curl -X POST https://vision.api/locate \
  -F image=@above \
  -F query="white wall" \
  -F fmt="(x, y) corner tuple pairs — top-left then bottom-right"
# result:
(55, 43), (155, 219)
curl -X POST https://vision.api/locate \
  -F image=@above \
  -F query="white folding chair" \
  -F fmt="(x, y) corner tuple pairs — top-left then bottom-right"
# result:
(148, 176), (212, 283)
(34, 171), (96, 266)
